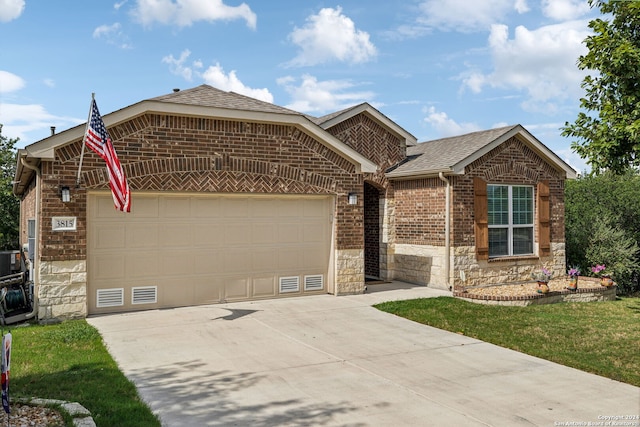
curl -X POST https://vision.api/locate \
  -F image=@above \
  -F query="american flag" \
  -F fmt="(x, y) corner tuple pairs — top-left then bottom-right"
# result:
(84, 99), (131, 212)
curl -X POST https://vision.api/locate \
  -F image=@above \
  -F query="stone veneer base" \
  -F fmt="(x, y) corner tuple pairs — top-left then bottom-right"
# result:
(453, 286), (617, 306)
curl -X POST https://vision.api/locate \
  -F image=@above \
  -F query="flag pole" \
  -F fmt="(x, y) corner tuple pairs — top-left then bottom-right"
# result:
(76, 93), (95, 187)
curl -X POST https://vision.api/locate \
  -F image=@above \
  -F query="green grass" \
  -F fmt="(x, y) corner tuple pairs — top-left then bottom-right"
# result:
(8, 320), (160, 427)
(375, 296), (640, 387)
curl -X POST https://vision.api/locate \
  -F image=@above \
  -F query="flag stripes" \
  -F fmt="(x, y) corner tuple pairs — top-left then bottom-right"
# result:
(84, 99), (131, 212)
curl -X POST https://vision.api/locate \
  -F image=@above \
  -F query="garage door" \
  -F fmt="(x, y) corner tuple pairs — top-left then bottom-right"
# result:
(87, 192), (333, 314)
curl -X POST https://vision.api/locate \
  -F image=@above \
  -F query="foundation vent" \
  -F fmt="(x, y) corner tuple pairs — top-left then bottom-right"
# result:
(96, 288), (124, 308)
(304, 275), (324, 291)
(279, 276), (299, 293)
(132, 286), (157, 305)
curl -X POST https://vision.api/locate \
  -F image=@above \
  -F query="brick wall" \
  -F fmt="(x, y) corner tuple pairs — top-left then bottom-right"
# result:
(364, 182), (380, 277)
(392, 178), (447, 245)
(325, 113), (406, 170)
(386, 135), (567, 289)
(38, 114), (368, 262)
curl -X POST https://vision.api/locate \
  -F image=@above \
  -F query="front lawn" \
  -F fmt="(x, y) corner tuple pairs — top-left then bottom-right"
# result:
(375, 296), (640, 387)
(9, 320), (160, 427)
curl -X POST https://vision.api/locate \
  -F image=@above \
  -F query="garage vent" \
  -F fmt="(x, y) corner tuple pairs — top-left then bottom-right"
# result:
(132, 286), (157, 305)
(279, 276), (299, 293)
(96, 288), (124, 308)
(304, 275), (324, 291)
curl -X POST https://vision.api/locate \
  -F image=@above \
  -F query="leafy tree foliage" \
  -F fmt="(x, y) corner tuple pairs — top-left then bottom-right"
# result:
(561, 0), (640, 173)
(565, 170), (640, 294)
(0, 125), (19, 250)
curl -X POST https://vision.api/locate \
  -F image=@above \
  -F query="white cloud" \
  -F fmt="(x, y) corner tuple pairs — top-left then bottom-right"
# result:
(202, 63), (273, 103)
(423, 106), (481, 137)
(93, 22), (133, 49)
(514, 0), (529, 13)
(287, 7), (377, 67)
(114, 0), (128, 11)
(277, 74), (375, 114)
(542, 0), (591, 21)
(162, 49), (272, 102)
(461, 20), (590, 113)
(162, 49), (201, 81)
(0, 70), (25, 93)
(415, 0), (525, 33)
(0, 102), (83, 144)
(43, 78), (55, 88)
(131, 0), (256, 29)
(0, 0), (24, 22)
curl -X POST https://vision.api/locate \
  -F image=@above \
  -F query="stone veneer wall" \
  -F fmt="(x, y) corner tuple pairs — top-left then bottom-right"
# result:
(335, 249), (365, 295)
(391, 244), (449, 289)
(453, 242), (566, 289)
(38, 260), (87, 323)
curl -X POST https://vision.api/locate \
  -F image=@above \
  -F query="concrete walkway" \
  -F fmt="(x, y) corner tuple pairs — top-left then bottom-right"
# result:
(87, 282), (640, 426)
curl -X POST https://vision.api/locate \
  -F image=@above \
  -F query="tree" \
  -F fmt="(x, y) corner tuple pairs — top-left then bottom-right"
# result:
(565, 170), (640, 295)
(561, 0), (640, 173)
(0, 125), (19, 250)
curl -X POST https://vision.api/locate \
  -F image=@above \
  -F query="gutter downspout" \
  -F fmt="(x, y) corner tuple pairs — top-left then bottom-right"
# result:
(438, 172), (451, 291)
(20, 157), (40, 321)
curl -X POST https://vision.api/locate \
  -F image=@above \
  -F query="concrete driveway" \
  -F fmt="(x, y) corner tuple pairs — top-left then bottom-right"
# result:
(87, 282), (640, 426)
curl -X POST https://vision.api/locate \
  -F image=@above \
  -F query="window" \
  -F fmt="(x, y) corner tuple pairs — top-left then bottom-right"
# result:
(487, 185), (533, 257)
(27, 219), (36, 262)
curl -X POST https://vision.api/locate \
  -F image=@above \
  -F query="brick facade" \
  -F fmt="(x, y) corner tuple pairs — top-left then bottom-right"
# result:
(17, 90), (572, 320)
(386, 135), (567, 289)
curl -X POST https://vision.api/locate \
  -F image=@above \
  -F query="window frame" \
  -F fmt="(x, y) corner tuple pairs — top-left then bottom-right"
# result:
(487, 184), (534, 258)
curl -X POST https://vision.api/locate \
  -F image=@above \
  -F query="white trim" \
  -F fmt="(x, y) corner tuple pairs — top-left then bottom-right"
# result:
(487, 184), (534, 257)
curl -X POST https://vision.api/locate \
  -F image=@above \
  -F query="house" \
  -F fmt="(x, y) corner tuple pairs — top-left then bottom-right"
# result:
(13, 85), (576, 322)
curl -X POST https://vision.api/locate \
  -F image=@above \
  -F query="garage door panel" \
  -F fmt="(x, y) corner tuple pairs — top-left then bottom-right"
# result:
(224, 277), (249, 300)
(278, 223), (301, 243)
(251, 223), (276, 244)
(251, 276), (276, 297)
(303, 247), (328, 269)
(278, 249), (302, 270)
(278, 199), (302, 217)
(88, 193), (332, 314)
(193, 225), (223, 247)
(224, 224), (251, 246)
(193, 277), (222, 304)
(223, 249), (248, 274)
(161, 224), (192, 247)
(126, 224), (159, 248)
(126, 253), (160, 278)
(251, 199), (279, 217)
(224, 198), (249, 217)
(303, 223), (325, 243)
(129, 196), (159, 218)
(93, 225), (125, 250)
(251, 249), (276, 271)
(160, 250), (195, 276)
(192, 197), (222, 218)
(193, 252), (223, 274)
(163, 197), (191, 217)
(92, 254), (125, 280)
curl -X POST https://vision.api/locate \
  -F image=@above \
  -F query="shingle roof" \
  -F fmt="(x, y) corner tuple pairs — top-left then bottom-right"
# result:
(386, 125), (519, 176)
(150, 84), (302, 116)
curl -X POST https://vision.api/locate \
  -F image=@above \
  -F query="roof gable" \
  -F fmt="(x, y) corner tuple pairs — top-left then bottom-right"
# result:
(386, 124), (576, 179)
(310, 103), (417, 147)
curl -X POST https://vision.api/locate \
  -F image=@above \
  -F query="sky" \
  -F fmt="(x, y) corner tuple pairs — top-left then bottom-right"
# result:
(0, 0), (601, 173)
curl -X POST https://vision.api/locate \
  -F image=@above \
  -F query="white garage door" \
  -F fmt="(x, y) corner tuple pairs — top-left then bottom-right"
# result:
(87, 192), (333, 314)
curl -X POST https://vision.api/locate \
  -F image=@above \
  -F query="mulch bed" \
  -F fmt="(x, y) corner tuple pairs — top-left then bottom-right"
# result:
(461, 276), (604, 298)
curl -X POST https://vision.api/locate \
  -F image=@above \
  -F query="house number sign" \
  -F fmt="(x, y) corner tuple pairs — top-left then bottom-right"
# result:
(52, 217), (77, 231)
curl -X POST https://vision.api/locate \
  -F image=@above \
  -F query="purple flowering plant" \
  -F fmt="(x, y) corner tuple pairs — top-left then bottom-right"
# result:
(591, 264), (607, 276)
(567, 266), (580, 277)
(531, 267), (553, 282)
